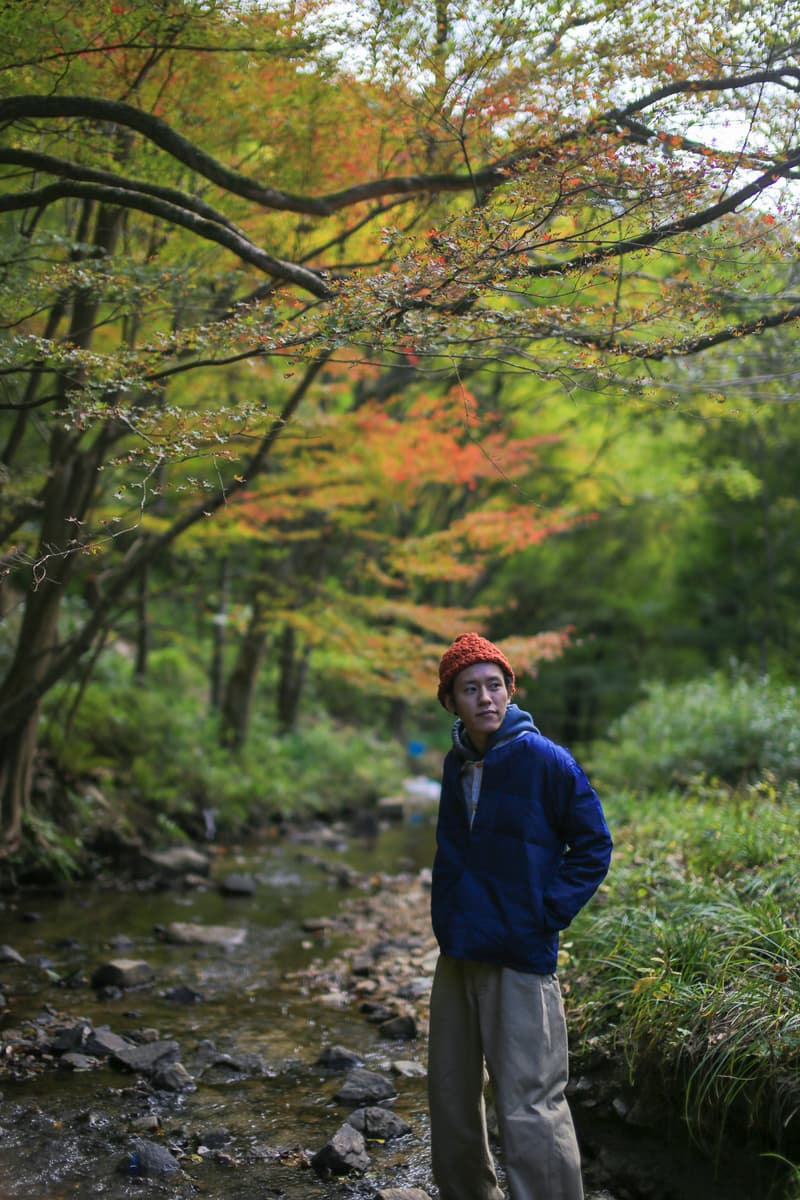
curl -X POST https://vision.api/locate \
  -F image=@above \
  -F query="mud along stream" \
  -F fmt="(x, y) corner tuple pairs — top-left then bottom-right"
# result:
(0, 809), (782, 1200)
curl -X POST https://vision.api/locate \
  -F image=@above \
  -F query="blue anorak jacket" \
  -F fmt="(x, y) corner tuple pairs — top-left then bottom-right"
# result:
(431, 704), (612, 974)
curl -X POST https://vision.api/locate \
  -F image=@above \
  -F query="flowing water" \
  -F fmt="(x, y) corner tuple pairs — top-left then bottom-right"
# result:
(0, 817), (438, 1200)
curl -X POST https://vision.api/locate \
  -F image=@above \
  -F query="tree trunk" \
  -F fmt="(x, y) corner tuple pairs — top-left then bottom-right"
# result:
(133, 562), (151, 682)
(0, 199), (124, 853)
(276, 622), (310, 734)
(208, 556), (230, 712)
(220, 593), (268, 749)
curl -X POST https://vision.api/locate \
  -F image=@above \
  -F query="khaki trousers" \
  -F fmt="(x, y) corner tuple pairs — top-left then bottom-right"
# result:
(428, 955), (584, 1200)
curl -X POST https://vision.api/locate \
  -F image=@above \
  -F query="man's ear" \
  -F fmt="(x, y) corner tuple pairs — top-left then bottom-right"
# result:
(444, 694), (457, 715)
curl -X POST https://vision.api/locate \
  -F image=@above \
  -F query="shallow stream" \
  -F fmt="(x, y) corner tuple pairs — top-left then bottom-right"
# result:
(0, 818), (437, 1199)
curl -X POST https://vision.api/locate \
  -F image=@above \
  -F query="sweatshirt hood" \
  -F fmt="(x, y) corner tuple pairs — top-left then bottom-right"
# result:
(451, 702), (539, 763)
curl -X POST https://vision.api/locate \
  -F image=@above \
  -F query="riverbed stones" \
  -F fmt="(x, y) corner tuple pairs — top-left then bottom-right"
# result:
(189, 1038), (267, 1079)
(390, 1059), (426, 1078)
(85, 1025), (135, 1057)
(378, 1014), (417, 1040)
(120, 1137), (181, 1176)
(59, 1051), (99, 1071)
(163, 984), (204, 1004)
(151, 1060), (195, 1092)
(111, 1038), (181, 1074)
(90, 959), (155, 989)
(316, 1044), (362, 1070)
(335, 1066), (396, 1105)
(375, 1190), (432, 1200)
(0, 945), (25, 964)
(141, 846), (210, 876)
(160, 921), (246, 948)
(346, 1105), (412, 1140)
(218, 871), (257, 896)
(311, 1122), (370, 1175)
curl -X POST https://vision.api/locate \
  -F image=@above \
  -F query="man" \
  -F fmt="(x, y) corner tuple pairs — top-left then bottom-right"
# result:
(428, 632), (612, 1200)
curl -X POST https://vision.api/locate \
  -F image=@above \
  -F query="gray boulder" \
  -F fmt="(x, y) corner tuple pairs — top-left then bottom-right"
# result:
(120, 1138), (181, 1177)
(317, 1044), (362, 1071)
(151, 1061), (195, 1092)
(311, 1123), (370, 1175)
(335, 1067), (396, 1106)
(347, 1106), (411, 1140)
(160, 922), (245, 949)
(111, 1039), (181, 1074)
(90, 959), (155, 989)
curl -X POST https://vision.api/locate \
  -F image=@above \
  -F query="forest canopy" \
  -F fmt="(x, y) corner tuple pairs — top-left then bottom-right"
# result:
(1, 0), (799, 854)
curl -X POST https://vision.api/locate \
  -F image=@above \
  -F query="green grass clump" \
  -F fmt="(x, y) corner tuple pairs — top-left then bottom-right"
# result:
(588, 670), (800, 792)
(565, 777), (800, 1160)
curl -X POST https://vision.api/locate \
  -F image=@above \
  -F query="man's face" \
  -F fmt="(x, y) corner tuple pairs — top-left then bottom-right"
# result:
(446, 661), (510, 753)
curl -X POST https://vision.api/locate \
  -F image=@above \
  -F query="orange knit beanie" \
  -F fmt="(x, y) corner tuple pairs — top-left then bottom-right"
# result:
(437, 632), (515, 708)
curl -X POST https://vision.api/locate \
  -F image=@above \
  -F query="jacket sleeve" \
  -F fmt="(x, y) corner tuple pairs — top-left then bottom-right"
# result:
(542, 756), (612, 932)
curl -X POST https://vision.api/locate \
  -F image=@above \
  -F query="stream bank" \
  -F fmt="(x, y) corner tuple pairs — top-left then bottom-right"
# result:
(0, 814), (791, 1200)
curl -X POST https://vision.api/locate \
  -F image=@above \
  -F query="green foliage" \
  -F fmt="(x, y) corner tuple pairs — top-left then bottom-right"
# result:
(589, 670), (800, 792)
(565, 777), (800, 1157)
(40, 648), (407, 847)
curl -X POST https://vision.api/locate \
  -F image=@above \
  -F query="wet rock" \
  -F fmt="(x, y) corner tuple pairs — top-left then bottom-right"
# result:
(57, 967), (88, 989)
(131, 1114), (161, 1133)
(335, 1067), (396, 1106)
(48, 1018), (94, 1053)
(163, 984), (204, 1004)
(301, 916), (335, 932)
(218, 872), (257, 896)
(190, 1039), (267, 1078)
(151, 1061), (195, 1092)
(196, 1127), (231, 1149)
(361, 1000), (395, 1023)
(311, 1123), (370, 1175)
(378, 1014), (417, 1040)
(375, 1190), (432, 1200)
(390, 1059), (426, 1078)
(120, 1137), (181, 1177)
(108, 934), (135, 952)
(347, 1106), (412, 1140)
(91, 959), (155, 989)
(111, 1039), (181, 1074)
(160, 921), (246, 949)
(142, 847), (210, 876)
(351, 954), (375, 976)
(85, 1026), (135, 1057)
(317, 1044), (363, 1071)
(398, 977), (433, 999)
(319, 989), (350, 1008)
(59, 1052), (99, 1071)
(0, 945), (25, 964)
(47, 1018), (131, 1059)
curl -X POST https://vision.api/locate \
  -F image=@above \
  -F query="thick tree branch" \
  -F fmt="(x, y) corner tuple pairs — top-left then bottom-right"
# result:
(0, 179), (333, 298)
(0, 147), (241, 230)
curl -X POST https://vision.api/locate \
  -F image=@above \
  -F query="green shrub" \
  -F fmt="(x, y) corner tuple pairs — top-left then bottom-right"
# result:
(589, 669), (800, 793)
(41, 655), (407, 844)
